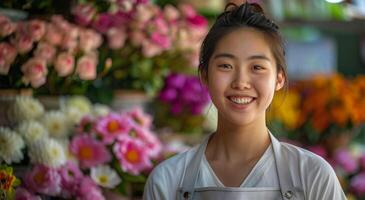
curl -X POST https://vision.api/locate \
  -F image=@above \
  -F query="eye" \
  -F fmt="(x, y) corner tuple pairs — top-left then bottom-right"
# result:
(218, 64), (232, 69)
(253, 65), (264, 71)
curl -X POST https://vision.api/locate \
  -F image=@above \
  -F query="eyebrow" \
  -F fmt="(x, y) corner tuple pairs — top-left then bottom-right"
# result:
(213, 53), (271, 61)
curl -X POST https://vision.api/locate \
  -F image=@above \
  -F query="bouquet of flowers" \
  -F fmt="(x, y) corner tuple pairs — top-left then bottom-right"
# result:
(155, 73), (210, 133)
(0, 96), (163, 199)
(71, 0), (208, 95)
(0, 13), (105, 95)
(269, 74), (365, 145)
(308, 143), (365, 200)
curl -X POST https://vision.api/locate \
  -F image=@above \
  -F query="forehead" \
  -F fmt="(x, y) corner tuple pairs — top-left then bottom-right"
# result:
(213, 27), (274, 60)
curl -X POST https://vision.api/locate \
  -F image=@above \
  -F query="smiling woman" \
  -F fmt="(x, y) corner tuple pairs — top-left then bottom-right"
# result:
(143, 2), (347, 200)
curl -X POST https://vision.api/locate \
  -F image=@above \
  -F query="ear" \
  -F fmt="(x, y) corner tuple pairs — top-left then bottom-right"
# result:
(199, 71), (208, 87)
(275, 70), (285, 91)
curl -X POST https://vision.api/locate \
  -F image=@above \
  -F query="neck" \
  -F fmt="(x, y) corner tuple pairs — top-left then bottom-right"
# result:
(206, 115), (271, 164)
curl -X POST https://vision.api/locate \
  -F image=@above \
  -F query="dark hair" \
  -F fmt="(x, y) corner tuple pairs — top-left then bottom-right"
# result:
(198, 2), (287, 88)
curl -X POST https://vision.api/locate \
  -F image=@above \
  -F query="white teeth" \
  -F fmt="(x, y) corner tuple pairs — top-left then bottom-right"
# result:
(230, 97), (253, 104)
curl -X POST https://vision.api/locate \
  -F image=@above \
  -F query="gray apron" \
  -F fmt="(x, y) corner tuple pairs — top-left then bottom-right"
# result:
(177, 132), (305, 200)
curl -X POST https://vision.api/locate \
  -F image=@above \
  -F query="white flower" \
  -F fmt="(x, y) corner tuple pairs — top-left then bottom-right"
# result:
(28, 138), (67, 168)
(0, 127), (25, 164)
(64, 106), (85, 125)
(65, 96), (92, 115)
(17, 120), (48, 145)
(12, 96), (45, 122)
(41, 111), (70, 138)
(92, 104), (110, 117)
(91, 165), (121, 188)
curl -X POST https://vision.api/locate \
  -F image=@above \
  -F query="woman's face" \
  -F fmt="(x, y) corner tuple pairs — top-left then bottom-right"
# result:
(204, 27), (285, 127)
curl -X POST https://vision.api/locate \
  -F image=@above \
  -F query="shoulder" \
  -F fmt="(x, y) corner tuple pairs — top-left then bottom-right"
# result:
(143, 146), (198, 200)
(279, 142), (346, 199)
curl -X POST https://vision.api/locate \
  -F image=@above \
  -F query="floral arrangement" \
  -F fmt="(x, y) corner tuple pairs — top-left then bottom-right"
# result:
(269, 74), (365, 144)
(0, 165), (20, 200)
(71, 0), (208, 95)
(0, 13), (105, 94)
(0, 96), (163, 199)
(308, 144), (365, 200)
(155, 73), (210, 133)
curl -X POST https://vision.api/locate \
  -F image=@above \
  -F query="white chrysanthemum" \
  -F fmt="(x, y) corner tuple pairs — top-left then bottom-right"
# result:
(91, 165), (122, 188)
(12, 96), (45, 122)
(0, 127), (25, 164)
(92, 104), (110, 117)
(65, 96), (92, 115)
(28, 138), (67, 168)
(64, 106), (85, 125)
(41, 111), (70, 138)
(17, 120), (48, 145)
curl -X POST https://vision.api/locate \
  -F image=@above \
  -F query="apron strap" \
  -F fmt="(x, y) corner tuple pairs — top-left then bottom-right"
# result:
(179, 134), (211, 200)
(269, 131), (297, 199)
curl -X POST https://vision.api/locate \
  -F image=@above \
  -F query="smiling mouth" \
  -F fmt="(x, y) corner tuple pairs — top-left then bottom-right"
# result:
(228, 96), (255, 105)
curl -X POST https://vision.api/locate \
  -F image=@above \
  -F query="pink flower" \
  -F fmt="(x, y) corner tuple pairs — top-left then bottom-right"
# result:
(27, 19), (46, 41)
(95, 113), (133, 144)
(150, 32), (171, 49)
(187, 15), (208, 28)
(24, 165), (61, 196)
(15, 187), (41, 200)
(135, 4), (159, 22)
(130, 31), (146, 47)
(127, 107), (152, 128)
(34, 42), (56, 63)
(0, 42), (17, 75)
(72, 3), (97, 26)
(13, 33), (33, 54)
(107, 28), (127, 49)
(0, 15), (16, 37)
(113, 136), (152, 175)
(164, 5), (180, 22)
(152, 17), (169, 35)
(92, 13), (114, 33)
(75, 53), (98, 80)
(350, 172), (365, 196)
(21, 57), (48, 88)
(142, 41), (162, 57)
(129, 126), (162, 159)
(334, 149), (358, 174)
(76, 177), (105, 200)
(179, 4), (197, 18)
(79, 29), (102, 53)
(45, 24), (63, 46)
(69, 134), (111, 168)
(58, 161), (83, 198)
(54, 52), (75, 77)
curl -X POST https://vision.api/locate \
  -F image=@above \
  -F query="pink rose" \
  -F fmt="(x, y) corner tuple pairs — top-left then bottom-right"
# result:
(72, 3), (96, 26)
(179, 4), (197, 18)
(135, 4), (159, 22)
(150, 32), (171, 49)
(76, 53), (97, 80)
(79, 29), (102, 53)
(13, 33), (33, 54)
(152, 16), (169, 35)
(107, 28), (127, 49)
(21, 57), (48, 88)
(34, 42), (56, 63)
(0, 15), (16, 37)
(187, 15), (208, 28)
(0, 42), (17, 75)
(130, 31), (146, 47)
(142, 41), (162, 57)
(54, 52), (75, 77)
(164, 5), (180, 22)
(45, 24), (63, 46)
(92, 13), (113, 33)
(61, 26), (79, 52)
(27, 19), (46, 41)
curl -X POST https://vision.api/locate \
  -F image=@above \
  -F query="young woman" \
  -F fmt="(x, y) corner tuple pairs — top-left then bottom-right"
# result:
(143, 2), (346, 200)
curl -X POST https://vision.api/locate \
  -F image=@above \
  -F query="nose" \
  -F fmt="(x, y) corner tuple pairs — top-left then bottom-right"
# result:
(231, 70), (251, 90)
